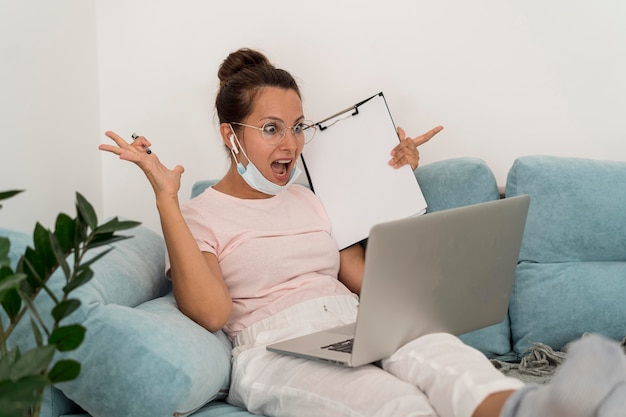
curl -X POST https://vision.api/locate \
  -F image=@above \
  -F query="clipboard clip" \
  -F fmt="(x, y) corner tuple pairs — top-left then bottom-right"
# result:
(316, 105), (360, 131)
(315, 92), (383, 131)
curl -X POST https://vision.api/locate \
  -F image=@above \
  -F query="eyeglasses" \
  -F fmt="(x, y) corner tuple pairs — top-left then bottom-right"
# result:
(230, 120), (317, 146)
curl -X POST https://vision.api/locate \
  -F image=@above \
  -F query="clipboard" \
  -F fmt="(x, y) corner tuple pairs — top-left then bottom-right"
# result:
(301, 92), (427, 250)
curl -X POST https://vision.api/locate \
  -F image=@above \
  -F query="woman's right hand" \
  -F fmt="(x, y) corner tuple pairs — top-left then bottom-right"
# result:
(99, 131), (185, 201)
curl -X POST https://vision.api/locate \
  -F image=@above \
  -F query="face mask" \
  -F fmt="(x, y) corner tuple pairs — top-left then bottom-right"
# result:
(236, 160), (302, 195)
(230, 133), (302, 195)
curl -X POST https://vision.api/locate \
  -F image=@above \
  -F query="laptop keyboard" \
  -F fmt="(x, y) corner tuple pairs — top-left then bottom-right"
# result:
(321, 338), (354, 353)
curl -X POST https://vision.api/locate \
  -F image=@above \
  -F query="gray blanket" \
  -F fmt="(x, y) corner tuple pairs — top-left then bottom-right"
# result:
(492, 335), (626, 385)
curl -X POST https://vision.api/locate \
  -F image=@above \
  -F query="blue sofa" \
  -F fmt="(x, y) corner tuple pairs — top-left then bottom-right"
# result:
(3, 155), (625, 417)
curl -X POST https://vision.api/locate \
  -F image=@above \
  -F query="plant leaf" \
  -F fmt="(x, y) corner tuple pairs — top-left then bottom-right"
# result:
(47, 230), (71, 280)
(0, 375), (48, 417)
(48, 359), (81, 383)
(0, 236), (10, 268)
(0, 290), (21, 320)
(95, 217), (141, 234)
(86, 234), (131, 250)
(63, 266), (94, 294)
(0, 269), (22, 319)
(0, 348), (19, 380)
(54, 213), (76, 253)
(10, 345), (55, 381)
(51, 298), (81, 322)
(17, 254), (43, 300)
(21, 223), (58, 294)
(0, 268), (26, 310)
(0, 272), (26, 296)
(0, 189), (24, 201)
(32, 223), (56, 272)
(77, 247), (113, 270)
(49, 324), (86, 352)
(75, 192), (97, 232)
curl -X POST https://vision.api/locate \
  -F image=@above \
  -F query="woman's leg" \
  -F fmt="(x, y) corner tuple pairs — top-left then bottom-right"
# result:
(229, 346), (437, 417)
(383, 332), (626, 417)
(381, 333), (524, 417)
(228, 296), (439, 417)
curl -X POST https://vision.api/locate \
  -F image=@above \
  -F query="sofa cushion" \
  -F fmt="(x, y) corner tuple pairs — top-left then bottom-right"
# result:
(505, 155), (626, 355)
(456, 321), (514, 360)
(6, 223), (170, 345)
(510, 261), (626, 353)
(415, 158), (513, 359)
(57, 293), (232, 417)
(2, 224), (232, 417)
(192, 180), (218, 199)
(1, 227), (80, 416)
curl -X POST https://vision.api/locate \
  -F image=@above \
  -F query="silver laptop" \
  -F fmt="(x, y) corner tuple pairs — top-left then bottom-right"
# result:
(266, 195), (530, 367)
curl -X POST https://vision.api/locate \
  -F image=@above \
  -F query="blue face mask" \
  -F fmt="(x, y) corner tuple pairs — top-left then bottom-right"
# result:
(230, 133), (302, 195)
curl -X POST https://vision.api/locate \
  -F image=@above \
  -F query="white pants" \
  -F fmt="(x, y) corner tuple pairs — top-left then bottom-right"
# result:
(228, 295), (524, 417)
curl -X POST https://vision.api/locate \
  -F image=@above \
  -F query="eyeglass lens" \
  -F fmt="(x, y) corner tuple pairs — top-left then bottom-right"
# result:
(261, 121), (316, 144)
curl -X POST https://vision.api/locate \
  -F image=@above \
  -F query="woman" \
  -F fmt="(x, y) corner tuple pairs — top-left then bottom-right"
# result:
(100, 48), (625, 417)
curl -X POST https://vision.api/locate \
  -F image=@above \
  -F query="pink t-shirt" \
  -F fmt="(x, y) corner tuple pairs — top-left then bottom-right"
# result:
(167, 184), (355, 339)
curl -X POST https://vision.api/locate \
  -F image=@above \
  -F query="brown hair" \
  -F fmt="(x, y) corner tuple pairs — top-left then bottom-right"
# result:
(215, 48), (301, 127)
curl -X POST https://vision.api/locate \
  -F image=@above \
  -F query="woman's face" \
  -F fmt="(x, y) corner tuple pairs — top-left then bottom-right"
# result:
(237, 87), (305, 186)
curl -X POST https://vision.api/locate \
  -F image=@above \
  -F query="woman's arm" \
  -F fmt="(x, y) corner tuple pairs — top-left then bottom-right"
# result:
(157, 195), (232, 332)
(99, 131), (232, 332)
(338, 243), (366, 295)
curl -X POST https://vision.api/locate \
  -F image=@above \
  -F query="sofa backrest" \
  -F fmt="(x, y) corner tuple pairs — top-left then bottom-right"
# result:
(415, 157), (501, 212)
(506, 155), (626, 263)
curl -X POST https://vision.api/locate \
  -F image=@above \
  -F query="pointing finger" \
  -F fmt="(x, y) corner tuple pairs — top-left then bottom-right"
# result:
(412, 125), (444, 147)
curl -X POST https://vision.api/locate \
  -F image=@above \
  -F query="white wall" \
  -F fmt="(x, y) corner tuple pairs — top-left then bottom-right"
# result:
(3, 0), (626, 234)
(0, 0), (101, 231)
(96, 0), (626, 233)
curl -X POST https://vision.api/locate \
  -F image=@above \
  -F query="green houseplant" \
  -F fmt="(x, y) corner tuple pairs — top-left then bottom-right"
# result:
(0, 190), (139, 417)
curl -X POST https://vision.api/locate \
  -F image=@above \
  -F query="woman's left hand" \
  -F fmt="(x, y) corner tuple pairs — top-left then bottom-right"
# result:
(388, 125), (443, 170)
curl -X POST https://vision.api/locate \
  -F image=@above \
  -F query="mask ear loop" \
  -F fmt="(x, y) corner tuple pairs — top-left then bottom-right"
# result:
(228, 125), (250, 167)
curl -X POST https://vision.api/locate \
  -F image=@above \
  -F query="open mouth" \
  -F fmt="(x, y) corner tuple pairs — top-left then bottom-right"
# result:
(271, 159), (292, 181)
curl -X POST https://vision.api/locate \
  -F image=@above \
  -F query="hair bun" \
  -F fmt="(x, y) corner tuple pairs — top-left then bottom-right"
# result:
(215, 47), (300, 124)
(218, 48), (273, 87)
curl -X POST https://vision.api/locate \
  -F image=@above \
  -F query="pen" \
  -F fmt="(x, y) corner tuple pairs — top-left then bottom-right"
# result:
(131, 133), (152, 154)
